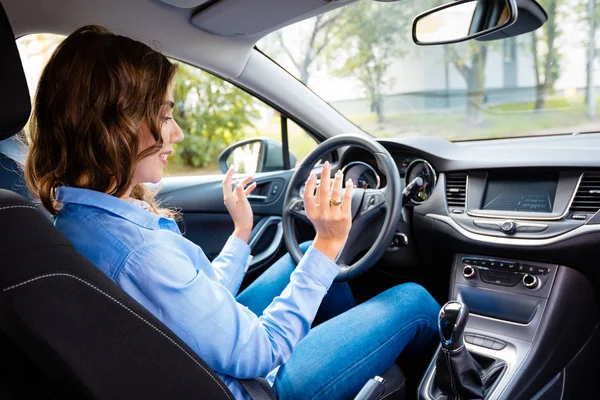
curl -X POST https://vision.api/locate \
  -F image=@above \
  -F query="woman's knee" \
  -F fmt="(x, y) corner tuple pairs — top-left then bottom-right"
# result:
(388, 282), (440, 319)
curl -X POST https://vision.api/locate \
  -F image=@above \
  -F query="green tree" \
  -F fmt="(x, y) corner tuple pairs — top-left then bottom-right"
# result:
(327, 1), (413, 123)
(267, 10), (347, 85)
(531, 0), (562, 111)
(447, 42), (489, 124)
(171, 63), (262, 170)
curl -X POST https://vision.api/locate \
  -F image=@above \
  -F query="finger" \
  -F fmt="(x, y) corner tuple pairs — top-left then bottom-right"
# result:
(319, 161), (331, 211)
(222, 166), (235, 199)
(342, 178), (354, 215)
(235, 180), (245, 200)
(330, 170), (343, 213)
(241, 175), (254, 186)
(303, 173), (317, 216)
(244, 182), (257, 196)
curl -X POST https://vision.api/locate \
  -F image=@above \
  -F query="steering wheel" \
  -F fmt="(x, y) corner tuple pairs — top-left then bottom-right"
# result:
(282, 134), (403, 281)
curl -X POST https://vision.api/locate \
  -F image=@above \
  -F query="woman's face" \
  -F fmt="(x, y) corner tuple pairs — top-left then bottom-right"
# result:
(133, 89), (183, 185)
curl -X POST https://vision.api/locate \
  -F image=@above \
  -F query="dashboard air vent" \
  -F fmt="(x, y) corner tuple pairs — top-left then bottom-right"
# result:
(570, 171), (600, 213)
(446, 172), (468, 207)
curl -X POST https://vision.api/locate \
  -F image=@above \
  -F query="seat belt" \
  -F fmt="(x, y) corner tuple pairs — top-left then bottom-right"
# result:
(240, 378), (277, 400)
(0, 134), (28, 165)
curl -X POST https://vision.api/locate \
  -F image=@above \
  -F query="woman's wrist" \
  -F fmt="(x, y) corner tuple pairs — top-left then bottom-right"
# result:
(232, 227), (252, 244)
(313, 235), (346, 261)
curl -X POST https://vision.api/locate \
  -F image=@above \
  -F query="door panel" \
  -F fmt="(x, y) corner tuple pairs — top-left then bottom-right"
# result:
(157, 169), (294, 272)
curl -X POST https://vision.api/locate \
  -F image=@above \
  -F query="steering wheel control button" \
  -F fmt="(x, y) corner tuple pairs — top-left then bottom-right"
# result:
(462, 265), (476, 279)
(523, 274), (539, 289)
(362, 192), (385, 212)
(500, 220), (516, 234)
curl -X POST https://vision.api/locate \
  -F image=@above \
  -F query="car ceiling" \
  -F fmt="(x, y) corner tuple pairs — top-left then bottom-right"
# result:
(4, 0), (357, 79)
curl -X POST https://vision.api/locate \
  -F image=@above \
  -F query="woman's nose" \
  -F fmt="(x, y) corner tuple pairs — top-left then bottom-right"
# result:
(171, 121), (184, 143)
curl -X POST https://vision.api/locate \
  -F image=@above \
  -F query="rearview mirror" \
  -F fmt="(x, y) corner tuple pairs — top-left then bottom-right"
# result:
(218, 138), (297, 174)
(413, 0), (517, 45)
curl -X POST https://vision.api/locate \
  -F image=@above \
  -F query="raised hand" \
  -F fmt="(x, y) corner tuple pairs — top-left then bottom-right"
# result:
(222, 166), (257, 243)
(303, 161), (354, 261)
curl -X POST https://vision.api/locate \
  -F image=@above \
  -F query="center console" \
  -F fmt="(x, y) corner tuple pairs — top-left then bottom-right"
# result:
(418, 254), (597, 400)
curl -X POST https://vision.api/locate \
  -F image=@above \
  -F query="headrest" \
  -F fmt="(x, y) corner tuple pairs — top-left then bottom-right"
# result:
(0, 2), (31, 141)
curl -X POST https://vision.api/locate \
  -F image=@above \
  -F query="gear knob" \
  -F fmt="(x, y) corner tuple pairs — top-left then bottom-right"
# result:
(438, 301), (469, 350)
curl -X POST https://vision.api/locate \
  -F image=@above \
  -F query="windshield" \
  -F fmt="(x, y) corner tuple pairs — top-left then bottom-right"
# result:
(258, 0), (600, 141)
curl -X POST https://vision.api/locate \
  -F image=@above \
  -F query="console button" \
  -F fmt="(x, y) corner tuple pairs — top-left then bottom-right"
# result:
(506, 273), (522, 286)
(482, 338), (495, 349)
(465, 334), (475, 344)
(535, 267), (549, 275)
(572, 214), (587, 220)
(492, 340), (507, 350)
(472, 336), (484, 346)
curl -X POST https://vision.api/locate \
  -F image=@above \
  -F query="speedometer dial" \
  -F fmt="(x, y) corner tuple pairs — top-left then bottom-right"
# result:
(342, 161), (380, 189)
(405, 159), (437, 204)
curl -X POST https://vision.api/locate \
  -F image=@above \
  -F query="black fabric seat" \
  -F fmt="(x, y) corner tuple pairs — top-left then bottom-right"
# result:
(0, 2), (406, 399)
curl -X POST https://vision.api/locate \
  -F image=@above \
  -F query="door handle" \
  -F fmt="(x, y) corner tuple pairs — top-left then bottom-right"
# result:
(247, 194), (268, 202)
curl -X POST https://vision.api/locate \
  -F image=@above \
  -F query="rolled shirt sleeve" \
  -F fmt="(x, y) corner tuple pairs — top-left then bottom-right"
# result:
(117, 244), (340, 380)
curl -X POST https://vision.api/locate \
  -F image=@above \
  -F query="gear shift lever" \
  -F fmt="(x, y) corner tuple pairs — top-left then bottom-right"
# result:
(434, 301), (484, 399)
(438, 301), (469, 351)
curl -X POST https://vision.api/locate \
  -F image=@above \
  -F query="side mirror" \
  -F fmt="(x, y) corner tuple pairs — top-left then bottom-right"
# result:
(217, 138), (297, 174)
(412, 0), (518, 45)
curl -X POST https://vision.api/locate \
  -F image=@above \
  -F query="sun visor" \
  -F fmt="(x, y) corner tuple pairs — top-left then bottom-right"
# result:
(191, 0), (356, 37)
(0, 2), (31, 140)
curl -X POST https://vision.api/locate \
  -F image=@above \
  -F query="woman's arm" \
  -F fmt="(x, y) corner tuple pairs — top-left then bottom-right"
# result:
(118, 242), (339, 378)
(209, 235), (252, 295)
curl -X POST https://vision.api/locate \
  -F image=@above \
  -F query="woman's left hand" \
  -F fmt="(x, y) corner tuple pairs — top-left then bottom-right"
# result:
(222, 166), (257, 243)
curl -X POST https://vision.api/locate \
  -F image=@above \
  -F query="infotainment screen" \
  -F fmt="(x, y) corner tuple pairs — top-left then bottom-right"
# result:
(481, 172), (559, 213)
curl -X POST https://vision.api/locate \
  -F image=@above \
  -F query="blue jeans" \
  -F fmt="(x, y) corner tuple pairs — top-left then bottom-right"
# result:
(236, 242), (440, 400)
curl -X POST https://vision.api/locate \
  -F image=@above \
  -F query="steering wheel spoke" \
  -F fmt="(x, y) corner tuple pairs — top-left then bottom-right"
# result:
(357, 188), (387, 220)
(288, 198), (311, 224)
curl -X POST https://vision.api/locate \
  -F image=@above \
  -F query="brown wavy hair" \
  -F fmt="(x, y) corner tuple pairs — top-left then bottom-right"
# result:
(25, 25), (178, 218)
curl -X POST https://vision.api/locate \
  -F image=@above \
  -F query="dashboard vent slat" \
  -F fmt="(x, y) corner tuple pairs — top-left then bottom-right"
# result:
(570, 172), (600, 213)
(446, 172), (468, 207)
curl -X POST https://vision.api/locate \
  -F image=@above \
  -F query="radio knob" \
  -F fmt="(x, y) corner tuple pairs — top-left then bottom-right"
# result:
(523, 274), (538, 289)
(463, 265), (476, 279)
(501, 220), (516, 234)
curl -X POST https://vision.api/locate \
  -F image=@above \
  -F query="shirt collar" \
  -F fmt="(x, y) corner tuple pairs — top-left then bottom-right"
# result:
(56, 186), (164, 230)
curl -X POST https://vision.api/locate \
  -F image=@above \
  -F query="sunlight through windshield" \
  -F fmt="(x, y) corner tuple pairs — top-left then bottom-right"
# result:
(259, 0), (600, 141)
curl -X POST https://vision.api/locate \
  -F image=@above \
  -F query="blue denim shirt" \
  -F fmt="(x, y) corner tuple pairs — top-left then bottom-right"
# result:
(54, 186), (340, 399)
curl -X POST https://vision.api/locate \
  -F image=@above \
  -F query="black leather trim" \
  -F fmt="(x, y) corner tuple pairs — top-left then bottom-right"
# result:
(0, 3), (31, 140)
(2, 272), (235, 400)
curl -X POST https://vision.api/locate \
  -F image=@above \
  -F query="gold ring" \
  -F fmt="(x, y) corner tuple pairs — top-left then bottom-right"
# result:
(330, 199), (342, 206)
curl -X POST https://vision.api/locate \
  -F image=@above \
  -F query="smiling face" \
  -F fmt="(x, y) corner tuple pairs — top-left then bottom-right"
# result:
(132, 86), (184, 186)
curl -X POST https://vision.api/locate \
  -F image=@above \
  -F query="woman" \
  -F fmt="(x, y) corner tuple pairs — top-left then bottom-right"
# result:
(26, 26), (440, 400)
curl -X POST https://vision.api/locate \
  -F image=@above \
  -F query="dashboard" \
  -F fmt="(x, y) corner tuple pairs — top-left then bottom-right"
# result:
(341, 151), (437, 205)
(338, 133), (600, 275)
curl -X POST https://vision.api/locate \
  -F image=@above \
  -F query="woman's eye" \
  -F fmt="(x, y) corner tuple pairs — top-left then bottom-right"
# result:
(163, 116), (173, 124)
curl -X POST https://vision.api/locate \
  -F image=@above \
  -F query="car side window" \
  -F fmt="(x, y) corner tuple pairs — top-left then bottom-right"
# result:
(17, 34), (318, 176)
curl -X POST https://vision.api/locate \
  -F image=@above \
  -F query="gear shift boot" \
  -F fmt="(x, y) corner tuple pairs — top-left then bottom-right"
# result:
(432, 301), (505, 399)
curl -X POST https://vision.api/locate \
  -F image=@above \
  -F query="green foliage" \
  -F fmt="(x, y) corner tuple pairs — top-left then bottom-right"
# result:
(170, 62), (262, 169)
(325, 0), (413, 122)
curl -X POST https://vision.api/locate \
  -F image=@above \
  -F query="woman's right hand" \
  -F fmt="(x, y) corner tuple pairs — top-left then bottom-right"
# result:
(303, 161), (354, 261)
